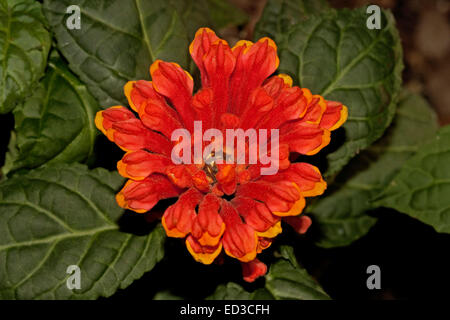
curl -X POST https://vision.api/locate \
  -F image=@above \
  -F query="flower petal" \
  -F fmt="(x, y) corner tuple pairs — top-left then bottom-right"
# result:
(95, 107), (172, 155)
(284, 215), (312, 234)
(230, 37), (279, 115)
(232, 196), (280, 233)
(320, 100), (348, 131)
(280, 122), (331, 155)
(203, 40), (236, 122)
(191, 194), (225, 246)
(257, 86), (308, 130)
(116, 175), (181, 213)
(239, 87), (274, 130)
(117, 150), (172, 180)
(300, 94), (327, 125)
(150, 60), (195, 131)
(241, 258), (267, 282)
(186, 235), (222, 265)
(162, 188), (203, 238)
(221, 200), (258, 262)
(261, 163), (327, 198)
(192, 88), (214, 130)
(189, 27), (220, 87)
(236, 180), (301, 213)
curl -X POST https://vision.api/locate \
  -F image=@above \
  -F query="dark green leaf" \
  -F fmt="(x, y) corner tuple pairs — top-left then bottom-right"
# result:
(207, 282), (274, 300)
(207, 0), (247, 29)
(256, 2), (403, 176)
(153, 290), (183, 300)
(207, 282), (254, 300)
(43, 0), (225, 108)
(2, 54), (99, 175)
(0, 0), (51, 113)
(265, 246), (330, 300)
(308, 92), (439, 247)
(254, 0), (329, 39)
(373, 125), (450, 233)
(0, 163), (165, 299)
(207, 246), (329, 300)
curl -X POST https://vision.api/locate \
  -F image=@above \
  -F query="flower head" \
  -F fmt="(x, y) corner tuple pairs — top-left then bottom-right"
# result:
(95, 28), (347, 282)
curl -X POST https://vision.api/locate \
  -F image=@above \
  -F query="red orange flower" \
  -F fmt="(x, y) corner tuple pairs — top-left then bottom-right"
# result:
(95, 28), (347, 282)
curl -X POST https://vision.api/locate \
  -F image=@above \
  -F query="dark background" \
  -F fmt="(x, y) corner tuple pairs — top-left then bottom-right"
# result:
(0, 0), (449, 300)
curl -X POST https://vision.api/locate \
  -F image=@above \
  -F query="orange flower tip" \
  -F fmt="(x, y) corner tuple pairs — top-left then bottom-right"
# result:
(302, 179), (327, 198)
(273, 184), (306, 217)
(123, 81), (138, 112)
(301, 88), (313, 104)
(94, 111), (106, 135)
(149, 59), (163, 79)
(115, 192), (126, 208)
(257, 37), (279, 68)
(115, 192), (146, 213)
(117, 159), (145, 180)
(197, 223), (226, 247)
(306, 129), (331, 156)
(161, 216), (187, 238)
(232, 249), (257, 263)
(189, 27), (217, 54)
(123, 80), (135, 97)
(195, 27), (216, 38)
(184, 70), (193, 81)
(256, 221), (282, 238)
(278, 74), (293, 87)
(330, 105), (349, 131)
(232, 40), (253, 53)
(186, 238), (222, 265)
(224, 234), (258, 263)
(258, 37), (277, 51)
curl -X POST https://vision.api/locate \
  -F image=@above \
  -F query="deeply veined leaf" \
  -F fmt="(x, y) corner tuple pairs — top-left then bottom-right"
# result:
(373, 125), (450, 233)
(265, 246), (330, 300)
(0, 0), (51, 113)
(2, 53), (99, 175)
(256, 1), (403, 176)
(308, 92), (439, 247)
(43, 0), (233, 108)
(0, 163), (165, 299)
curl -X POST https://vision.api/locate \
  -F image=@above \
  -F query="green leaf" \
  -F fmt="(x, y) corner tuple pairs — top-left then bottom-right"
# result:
(2, 53), (99, 176)
(207, 283), (254, 300)
(0, 163), (165, 299)
(153, 290), (183, 300)
(43, 0), (225, 108)
(207, 282), (274, 300)
(207, 0), (247, 29)
(373, 125), (450, 233)
(0, 0), (51, 114)
(254, 0), (329, 38)
(209, 246), (329, 300)
(265, 246), (330, 300)
(255, 2), (403, 176)
(308, 92), (439, 247)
